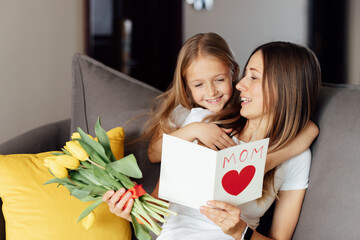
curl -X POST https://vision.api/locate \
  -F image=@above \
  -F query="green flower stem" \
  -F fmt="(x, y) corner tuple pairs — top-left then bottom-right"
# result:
(150, 203), (177, 216)
(141, 194), (170, 208)
(144, 202), (169, 217)
(131, 204), (162, 235)
(131, 210), (161, 236)
(141, 203), (166, 223)
(145, 201), (178, 217)
(133, 199), (161, 232)
(87, 158), (105, 170)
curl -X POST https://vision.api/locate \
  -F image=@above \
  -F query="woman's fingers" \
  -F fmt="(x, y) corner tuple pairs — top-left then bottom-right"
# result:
(102, 189), (115, 202)
(200, 205), (226, 221)
(206, 200), (240, 214)
(114, 191), (133, 213)
(123, 198), (134, 215)
(109, 188), (125, 207)
(201, 200), (244, 237)
(200, 200), (241, 222)
(103, 188), (133, 222)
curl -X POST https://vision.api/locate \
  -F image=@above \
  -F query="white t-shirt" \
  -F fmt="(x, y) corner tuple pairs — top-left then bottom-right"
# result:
(168, 104), (191, 128)
(157, 107), (311, 240)
(182, 107), (214, 127)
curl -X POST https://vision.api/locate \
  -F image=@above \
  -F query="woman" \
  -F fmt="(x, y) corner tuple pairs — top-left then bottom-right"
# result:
(104, 41), (321, 240)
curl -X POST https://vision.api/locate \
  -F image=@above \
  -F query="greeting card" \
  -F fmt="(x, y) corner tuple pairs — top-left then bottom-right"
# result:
(159, 134), (269, 209)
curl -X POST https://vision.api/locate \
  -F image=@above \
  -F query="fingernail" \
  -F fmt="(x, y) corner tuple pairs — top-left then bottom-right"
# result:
(119, 188), (125, 194)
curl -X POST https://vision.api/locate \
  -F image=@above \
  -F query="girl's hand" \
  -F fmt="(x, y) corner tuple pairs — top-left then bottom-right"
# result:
(194, 122), (235, 150)
(200, 200), (246, 239)
(102, 188), (134, 222)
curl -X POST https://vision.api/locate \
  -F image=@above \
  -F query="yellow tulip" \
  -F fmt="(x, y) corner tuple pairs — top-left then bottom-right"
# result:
(65, 141), (89, 161)
(43, 158), (51, 168)
(43, 156), (57, 167)
(46, 159), (68, 178)
(82, 211), (95, 230)
(71, 132), (96, 141)
(71, 132), (81, 140)
(55, 155), (80, 169)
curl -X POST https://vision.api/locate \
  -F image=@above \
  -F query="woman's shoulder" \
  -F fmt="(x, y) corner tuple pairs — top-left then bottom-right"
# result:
(280, 148), (311, 170)
(276, 149), (312, 191)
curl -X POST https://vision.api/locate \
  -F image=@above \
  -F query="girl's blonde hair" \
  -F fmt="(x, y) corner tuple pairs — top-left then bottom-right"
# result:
(143, 32), (240, 141)
(214, 42), (321, 201)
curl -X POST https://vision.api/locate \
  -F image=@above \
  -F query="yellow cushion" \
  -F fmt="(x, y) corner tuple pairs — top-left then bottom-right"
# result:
(0, 127), (130, 240)
(107, 127), (125, 160)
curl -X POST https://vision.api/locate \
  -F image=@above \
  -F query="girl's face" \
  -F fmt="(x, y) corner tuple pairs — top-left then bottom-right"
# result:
(186, 55), (233, 113)
(236, 50), (268, 121)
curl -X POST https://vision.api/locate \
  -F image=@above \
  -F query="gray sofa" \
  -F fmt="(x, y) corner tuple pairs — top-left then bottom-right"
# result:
(1, 53), (359, 239)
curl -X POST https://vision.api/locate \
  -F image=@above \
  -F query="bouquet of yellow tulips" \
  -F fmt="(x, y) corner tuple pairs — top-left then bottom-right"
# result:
(43, 118), (176, 240)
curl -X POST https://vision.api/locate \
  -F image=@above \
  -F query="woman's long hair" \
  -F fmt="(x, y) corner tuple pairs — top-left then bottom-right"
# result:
(213, 42), (321, 201)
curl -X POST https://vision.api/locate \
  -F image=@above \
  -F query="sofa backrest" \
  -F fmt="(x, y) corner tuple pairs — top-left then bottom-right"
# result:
(72, 54), (360, 238)
(71, 53), (163, 193)
(293, 83), (360, 239)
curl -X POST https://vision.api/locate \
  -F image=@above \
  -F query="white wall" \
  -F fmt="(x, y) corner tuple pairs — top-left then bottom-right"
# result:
(0, 1), (85, 144)
(184, 0), (309, 70)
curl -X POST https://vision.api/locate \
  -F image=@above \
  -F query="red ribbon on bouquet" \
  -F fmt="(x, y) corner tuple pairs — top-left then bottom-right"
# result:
(120, 184), (147, 224)
(121, 184), (147, 206)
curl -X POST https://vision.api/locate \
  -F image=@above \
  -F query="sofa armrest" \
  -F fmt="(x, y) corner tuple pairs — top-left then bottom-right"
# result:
(0, 119), (71, 155)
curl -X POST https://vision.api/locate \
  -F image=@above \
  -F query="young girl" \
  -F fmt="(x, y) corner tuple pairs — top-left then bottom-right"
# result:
(103, 34), (319, 228)
(145, 32), (241, 159)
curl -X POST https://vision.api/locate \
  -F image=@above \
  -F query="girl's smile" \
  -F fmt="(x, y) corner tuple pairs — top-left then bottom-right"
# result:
(205, 96), (223, 104)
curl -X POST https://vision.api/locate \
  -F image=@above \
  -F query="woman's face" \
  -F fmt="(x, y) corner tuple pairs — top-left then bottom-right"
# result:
(186, 55), (233, 113)
(236, 50), (267, 121)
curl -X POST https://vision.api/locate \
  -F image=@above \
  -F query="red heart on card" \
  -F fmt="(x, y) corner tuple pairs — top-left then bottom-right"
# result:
(221, 166), (256, 196)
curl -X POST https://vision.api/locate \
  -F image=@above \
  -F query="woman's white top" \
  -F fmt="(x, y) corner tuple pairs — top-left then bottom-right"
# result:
(157, 107), (311, 240)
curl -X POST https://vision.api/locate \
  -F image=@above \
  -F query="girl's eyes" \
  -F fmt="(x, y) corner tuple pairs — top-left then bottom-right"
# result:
(193, 77), (226, 87)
